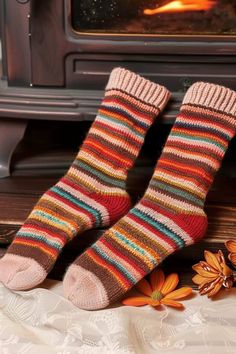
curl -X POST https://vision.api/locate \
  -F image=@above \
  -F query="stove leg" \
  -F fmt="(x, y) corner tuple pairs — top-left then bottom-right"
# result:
(0, 119), (28, 178)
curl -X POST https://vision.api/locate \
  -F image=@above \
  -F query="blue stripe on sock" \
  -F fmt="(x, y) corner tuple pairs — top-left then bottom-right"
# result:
(99, 113), (144, 139)
(130, 208), (185, 248)
(51, 186), (102, 226)
(150, 180), (202, 206)
(92, 243), (137, 284)
(73, 160), (125, 188)
(32, 210), (76, 233)
(101, 105), (150, 130)
(17, 231), (62, 250)
(113, 230), (158, 266)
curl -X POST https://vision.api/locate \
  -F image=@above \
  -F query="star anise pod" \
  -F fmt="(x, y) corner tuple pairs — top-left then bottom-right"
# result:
(192, 250), (234, 297)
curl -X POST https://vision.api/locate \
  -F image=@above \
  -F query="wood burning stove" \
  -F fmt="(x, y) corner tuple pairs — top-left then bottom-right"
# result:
(0, 0), (236, 177)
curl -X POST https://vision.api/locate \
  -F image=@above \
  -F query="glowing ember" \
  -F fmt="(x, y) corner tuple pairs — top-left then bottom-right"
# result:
(144, 0), (216, 15)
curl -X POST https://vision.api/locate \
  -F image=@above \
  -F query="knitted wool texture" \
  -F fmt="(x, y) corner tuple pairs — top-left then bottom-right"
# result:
(0, 68), (170, 290)
(63, 82), (236, 310)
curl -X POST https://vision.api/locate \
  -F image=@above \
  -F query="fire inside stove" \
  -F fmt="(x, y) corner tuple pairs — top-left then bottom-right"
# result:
(72, 0), (236, 35)
(144, 0), (216, 14)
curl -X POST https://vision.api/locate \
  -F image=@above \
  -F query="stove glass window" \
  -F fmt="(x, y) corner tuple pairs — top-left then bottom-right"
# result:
(72, 0), (236, 35)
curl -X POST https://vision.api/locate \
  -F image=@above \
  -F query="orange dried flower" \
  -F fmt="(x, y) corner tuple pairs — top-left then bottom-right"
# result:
(192, 250), (234, 298)
(122, 269), (192, 309)
(225, 240), (236, 266)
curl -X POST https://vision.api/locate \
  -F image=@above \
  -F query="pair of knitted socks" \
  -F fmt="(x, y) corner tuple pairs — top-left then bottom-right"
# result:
(0, 68), (236, 310)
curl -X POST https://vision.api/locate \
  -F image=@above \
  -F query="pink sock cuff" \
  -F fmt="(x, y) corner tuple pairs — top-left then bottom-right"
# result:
(106, 67), (170, 111)
(183, 82), (236, 117)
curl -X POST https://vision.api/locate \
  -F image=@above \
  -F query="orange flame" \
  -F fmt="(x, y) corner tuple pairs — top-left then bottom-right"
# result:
(144, 0), (216, 15)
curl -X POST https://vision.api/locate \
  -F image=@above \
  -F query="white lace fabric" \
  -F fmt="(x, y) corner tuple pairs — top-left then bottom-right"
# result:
(0, 280), (236, 354)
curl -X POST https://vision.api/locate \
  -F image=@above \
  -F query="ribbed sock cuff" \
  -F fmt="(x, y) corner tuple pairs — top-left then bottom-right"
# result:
(183, 82), (236, 116)
(106, 67), (170, 111)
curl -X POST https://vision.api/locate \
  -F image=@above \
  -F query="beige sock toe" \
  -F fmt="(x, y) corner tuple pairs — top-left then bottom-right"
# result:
(0, 254), (47, 290)
(63, 264), (109, 310)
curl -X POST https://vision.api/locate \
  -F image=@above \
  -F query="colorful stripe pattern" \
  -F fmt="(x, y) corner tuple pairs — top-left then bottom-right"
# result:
(0, 67), (170, 290)
(63, 82), (236, 310)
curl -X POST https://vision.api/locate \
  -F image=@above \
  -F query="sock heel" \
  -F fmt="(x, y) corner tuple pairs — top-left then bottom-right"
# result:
(173, 213), (208, 244)
(91, 191), (131, 225)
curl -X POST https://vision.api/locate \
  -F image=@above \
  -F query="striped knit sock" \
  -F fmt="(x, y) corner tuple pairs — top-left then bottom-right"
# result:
(63, 82), (236, 310)
(0, 68), (170, 290)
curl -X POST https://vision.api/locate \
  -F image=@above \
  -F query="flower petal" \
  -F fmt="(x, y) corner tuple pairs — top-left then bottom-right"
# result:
(161, 273), (179, 295)
(192, 274), (211, 286)
(135, 278), (152, 296)
(228, 252), (236, 266)
(122, 296), (152, 306)
(225, 240), (236, 253)
(192, 264), (219, 278)
(204, 250), (222, 272)
(161, 298), (184, 309)
(150, 269), (165, 292)
(165, 287), (193, 300)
